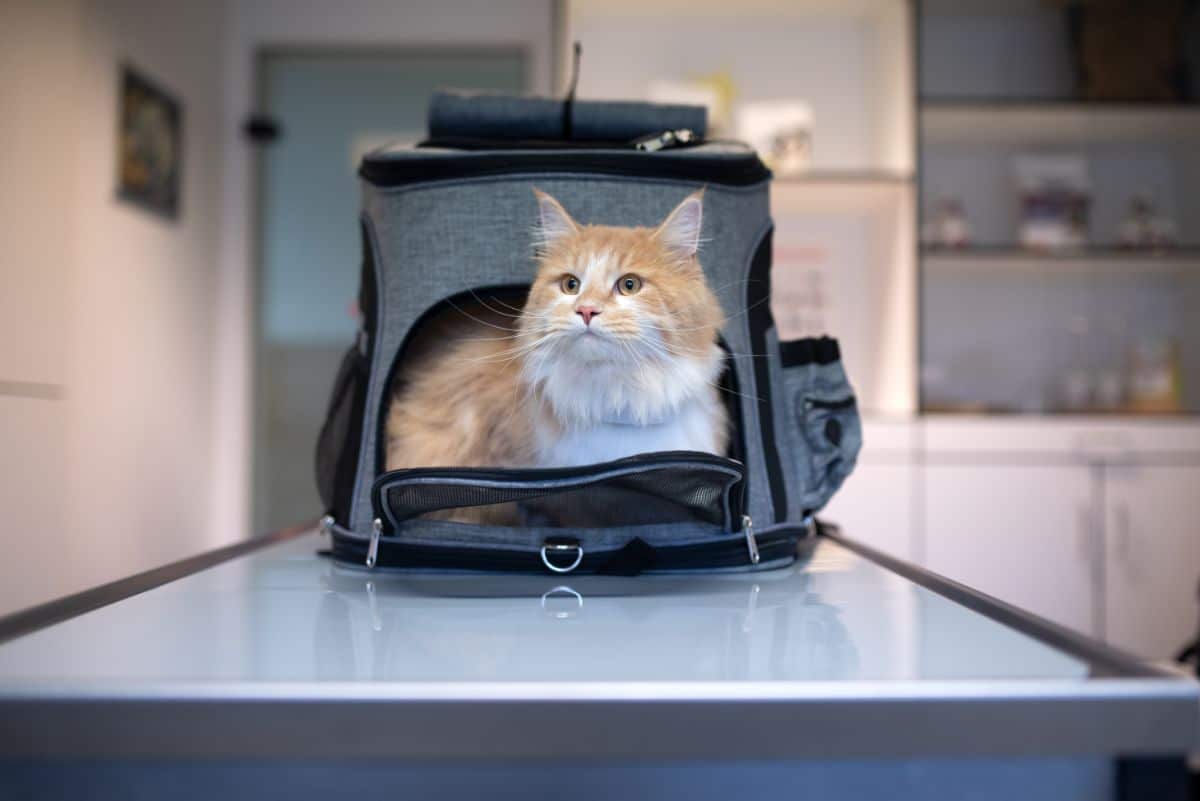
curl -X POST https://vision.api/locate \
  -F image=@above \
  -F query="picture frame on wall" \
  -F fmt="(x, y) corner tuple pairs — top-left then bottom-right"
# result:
(116, 64), (182, 220)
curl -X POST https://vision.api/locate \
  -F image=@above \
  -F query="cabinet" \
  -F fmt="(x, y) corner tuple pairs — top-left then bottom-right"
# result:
(824, 462), (916, 562)
(1103, 464), (1200, 661)
(921, 463), (1098, 636)
(823, 420), (919, 561)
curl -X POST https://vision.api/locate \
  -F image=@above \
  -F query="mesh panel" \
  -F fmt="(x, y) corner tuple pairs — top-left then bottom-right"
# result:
(315, 346), (367, 515)
(381, 460), (741, 530)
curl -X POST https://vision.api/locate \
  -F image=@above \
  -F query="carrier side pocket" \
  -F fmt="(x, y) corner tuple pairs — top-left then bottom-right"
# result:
(315, 343), (370, 522)
(778, 337), (862, 515)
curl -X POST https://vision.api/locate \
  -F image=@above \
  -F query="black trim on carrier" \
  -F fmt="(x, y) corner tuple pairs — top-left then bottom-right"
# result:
(780, 336), (840, 368)
(419, 136), (707, 152)
(372, 451), (747, 535)
(360, 149), (771, 189)
(746, 229), (788, 523)
(315, 220), (378, 523)
(329, 525), (800, 576)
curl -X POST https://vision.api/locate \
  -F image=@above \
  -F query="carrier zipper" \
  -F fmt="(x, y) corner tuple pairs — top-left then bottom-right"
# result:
(366, 518), (382, 568)
(360, 149), (770, 189)
(742, 514), (760, 565)
(804, 396), (856, 411)
(378, 450), (738, 485)
(372, 450), (747, 534)
(631, 128), (696, 152)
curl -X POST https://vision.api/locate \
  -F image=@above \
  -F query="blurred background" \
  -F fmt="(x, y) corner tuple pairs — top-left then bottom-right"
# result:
(0, 0), (1197, 666)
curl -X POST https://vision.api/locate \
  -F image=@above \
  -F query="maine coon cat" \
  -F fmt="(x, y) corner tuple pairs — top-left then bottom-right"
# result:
(384, 189), (727, 520)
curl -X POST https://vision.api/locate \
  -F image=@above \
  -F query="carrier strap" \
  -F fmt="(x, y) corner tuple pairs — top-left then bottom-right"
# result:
(562, 41), (581, 140)
(326, 527), (803, 576)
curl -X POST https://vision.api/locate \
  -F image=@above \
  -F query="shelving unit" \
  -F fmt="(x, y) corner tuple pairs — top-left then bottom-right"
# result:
(917, 2), (1200, 417)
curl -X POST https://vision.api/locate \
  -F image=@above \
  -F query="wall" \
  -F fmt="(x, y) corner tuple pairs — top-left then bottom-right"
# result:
(0, 0), (228, 615)
(0, 0), (557, 616)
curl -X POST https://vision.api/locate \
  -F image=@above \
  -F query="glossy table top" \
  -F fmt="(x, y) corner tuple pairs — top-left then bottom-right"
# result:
(0, 532), (1195, 760)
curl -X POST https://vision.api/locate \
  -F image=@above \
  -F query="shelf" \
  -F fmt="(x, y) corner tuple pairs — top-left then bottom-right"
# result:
(922, 247), (1200, 274)
(920, 408), (1200, 420)
(920, 102), (1200, 146)
(774, 170), (913, 185)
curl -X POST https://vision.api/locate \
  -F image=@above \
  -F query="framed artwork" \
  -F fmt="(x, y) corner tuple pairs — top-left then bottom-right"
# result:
(116, 64), (182, 219)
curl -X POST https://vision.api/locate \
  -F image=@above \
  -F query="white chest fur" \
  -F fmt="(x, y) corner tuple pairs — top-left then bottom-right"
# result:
(524, 341), (726, 467)
(536, 394), (723, 467)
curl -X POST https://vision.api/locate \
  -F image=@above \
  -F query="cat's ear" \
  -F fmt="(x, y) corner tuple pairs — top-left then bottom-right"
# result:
(532, 188), (579, 251)
(655, 189), (704, 260)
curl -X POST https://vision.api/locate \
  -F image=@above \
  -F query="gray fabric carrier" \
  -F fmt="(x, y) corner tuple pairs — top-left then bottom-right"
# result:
(316, 138), (862, 575)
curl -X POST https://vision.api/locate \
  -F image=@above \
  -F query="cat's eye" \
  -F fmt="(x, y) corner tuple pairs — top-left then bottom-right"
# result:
(560, 274), (581, 295)
(616, 274), (642, 296)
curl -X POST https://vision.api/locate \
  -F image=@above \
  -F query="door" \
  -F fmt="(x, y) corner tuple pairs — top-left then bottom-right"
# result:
(253, 50), (526, 535)
(1104, 464), (1200, 660)
(922, 463), (1098, 635)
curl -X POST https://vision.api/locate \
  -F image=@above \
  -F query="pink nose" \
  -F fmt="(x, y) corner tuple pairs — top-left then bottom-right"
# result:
(576, 306), (600, 326)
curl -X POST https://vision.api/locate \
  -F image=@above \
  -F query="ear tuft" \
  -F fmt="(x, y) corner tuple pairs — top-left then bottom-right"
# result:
(655, 189), (704, 259)
(532, 188), (579, 251)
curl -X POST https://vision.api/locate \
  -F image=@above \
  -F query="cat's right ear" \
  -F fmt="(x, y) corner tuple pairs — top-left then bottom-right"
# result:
(532, 189), (579, 251)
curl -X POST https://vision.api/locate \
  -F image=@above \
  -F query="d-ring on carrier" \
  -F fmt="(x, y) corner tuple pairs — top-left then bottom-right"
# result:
(540, 538), (584, 574)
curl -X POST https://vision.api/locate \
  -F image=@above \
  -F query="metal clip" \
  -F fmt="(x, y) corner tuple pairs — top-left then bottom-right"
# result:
(633, 128), (696, 152)
(366, 518), (382, 569)
(743, 514), (760, 565)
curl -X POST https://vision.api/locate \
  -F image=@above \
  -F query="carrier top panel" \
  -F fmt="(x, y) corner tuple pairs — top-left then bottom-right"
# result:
(359, 141), (771, 189)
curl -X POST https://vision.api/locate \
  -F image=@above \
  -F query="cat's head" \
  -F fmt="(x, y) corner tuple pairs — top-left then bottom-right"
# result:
(523, 189), (722, 361)
(518, 189), (725, 423)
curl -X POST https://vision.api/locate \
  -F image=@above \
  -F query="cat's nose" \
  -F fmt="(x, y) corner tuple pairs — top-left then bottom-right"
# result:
(576, 306), (601, 326)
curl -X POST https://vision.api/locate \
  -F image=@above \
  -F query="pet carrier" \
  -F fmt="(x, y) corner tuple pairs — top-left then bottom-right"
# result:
(315, 91), (861, 575)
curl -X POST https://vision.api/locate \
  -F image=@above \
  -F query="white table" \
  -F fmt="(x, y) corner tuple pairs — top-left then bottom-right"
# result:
(0, 528), (1196, 800)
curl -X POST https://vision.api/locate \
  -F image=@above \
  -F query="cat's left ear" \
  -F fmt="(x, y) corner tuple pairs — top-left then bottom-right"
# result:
(532, 188), (579, 251)
(655, 189), (704, 260)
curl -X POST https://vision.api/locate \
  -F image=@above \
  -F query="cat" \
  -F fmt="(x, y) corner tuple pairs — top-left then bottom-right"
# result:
(384, 188), (728, 522)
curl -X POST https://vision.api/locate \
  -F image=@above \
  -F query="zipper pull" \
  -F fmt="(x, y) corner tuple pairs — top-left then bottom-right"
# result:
(742, 514), (760, 565)
(366, 518), (382, 569)
(633, 128), (697, 152)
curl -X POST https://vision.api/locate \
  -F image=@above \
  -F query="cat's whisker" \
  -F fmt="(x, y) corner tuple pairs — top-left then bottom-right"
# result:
(455, 321), (556, 344)
(633, 337), (764, 405)
(443, 298), (526, 332)
(466, 287), (527, 316)
(452, 334), (558, 365)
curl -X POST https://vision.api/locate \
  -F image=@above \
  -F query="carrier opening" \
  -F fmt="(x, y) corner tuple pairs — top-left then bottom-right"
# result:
(376, 285), (748, 478)
(372, 285), (750, 530)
